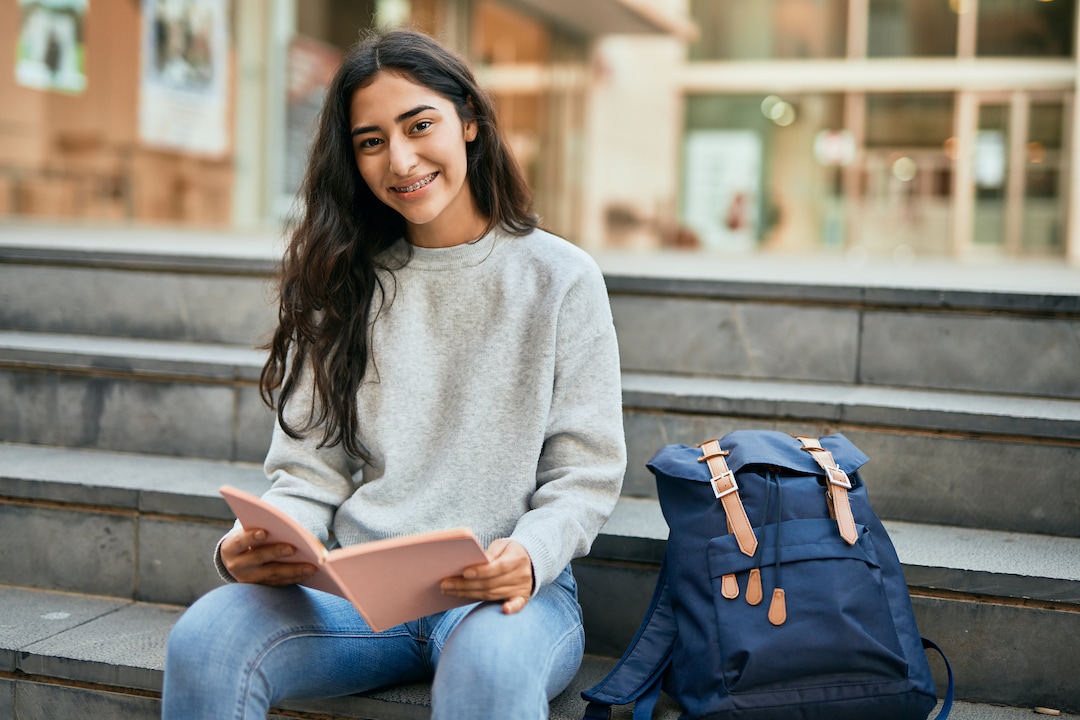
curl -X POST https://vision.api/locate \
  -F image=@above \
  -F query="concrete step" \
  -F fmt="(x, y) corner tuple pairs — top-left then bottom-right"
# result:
(4, 334), (1078, 536)
(0, 584), (680, 720)
(606, 273), (1080, 401)
(0, 332), (272, 462)
(4, 240), (1079, 400)
(0, 242), (277, 347)
(2, 443), (1079, 712)
(621, 371), (1080, 537)
(0, 584), (1074, 719)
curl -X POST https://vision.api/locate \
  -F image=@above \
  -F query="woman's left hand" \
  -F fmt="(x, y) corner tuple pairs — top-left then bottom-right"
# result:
(440, 538), (534, 615)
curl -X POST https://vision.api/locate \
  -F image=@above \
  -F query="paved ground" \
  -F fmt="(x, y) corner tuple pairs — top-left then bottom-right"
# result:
(2, 222), (1078, 294)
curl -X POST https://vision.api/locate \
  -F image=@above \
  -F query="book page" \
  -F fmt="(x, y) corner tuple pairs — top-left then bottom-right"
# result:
(326, 529), (489, 632)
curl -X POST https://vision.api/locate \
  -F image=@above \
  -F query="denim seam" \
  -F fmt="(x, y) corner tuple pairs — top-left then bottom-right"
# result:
(530, 619), (585, 719)
(235, 627), (411, 720)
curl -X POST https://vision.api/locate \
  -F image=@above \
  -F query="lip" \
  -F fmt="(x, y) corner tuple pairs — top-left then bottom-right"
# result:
(390, 172), (438, 196)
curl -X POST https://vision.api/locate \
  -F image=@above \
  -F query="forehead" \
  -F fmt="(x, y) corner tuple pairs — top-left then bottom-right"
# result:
(349, 71), (454, 126)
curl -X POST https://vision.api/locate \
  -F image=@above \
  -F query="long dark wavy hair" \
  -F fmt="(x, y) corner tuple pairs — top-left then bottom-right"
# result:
(260, 28), (538, 459)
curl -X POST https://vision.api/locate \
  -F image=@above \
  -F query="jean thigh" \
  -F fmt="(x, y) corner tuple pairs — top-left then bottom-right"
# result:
(164, 583), (431, 719)
(428, 566), (585, 719)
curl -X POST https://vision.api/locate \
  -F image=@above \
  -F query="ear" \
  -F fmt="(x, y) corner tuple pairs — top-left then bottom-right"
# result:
(463, 119), (478, 143)
(462, 96), (479, 143)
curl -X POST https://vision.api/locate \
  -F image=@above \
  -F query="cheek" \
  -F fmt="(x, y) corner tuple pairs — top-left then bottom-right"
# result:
(355, 156), (382, 193)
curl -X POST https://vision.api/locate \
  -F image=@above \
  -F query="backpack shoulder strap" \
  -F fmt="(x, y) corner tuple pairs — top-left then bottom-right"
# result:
(923, 638), (954, 720)
(581, 557), (678, 719)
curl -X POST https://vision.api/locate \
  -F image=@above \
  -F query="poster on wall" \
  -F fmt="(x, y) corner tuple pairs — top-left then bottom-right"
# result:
(682, 130), (763, 252)
(139, 0), (229, 156)
(285, 36), (341, 199)
(15, 0), (88, 94)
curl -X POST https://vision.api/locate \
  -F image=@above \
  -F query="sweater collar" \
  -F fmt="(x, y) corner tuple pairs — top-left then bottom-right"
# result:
(394, 228), (503, 271)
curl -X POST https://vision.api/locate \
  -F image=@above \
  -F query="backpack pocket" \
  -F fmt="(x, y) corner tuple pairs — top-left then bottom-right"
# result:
(706, 518), (909, 694)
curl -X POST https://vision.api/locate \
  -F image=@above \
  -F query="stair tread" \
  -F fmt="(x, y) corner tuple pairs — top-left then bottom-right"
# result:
(4, 228), (1079, 306)
(0, 330), (264, 380)
(0, 442), (265, 519)
(4, 333), (1077, 439)
(623, 371), (1080, 439)
(2, 584), (1076, 719)
(3, 442), (1078, 603)
(0, 584), (674, 719)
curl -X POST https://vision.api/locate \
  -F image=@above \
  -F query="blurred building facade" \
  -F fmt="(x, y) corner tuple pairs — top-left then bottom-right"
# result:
(1, 0), (1078, 266)
(675, 0), (1079, 265)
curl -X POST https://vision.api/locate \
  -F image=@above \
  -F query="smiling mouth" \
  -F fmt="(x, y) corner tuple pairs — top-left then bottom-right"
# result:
(392, 173), (438, 194)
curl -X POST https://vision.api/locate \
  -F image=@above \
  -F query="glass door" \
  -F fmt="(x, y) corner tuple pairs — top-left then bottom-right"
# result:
(965, 91), (1068, 257)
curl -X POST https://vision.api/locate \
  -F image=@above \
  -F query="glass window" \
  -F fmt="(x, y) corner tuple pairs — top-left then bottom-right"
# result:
(682, 93), (845, 253)
(470, 1), (588, 240)
(867, 0), (958, 57)
(1023, 101), (1066, 254)
(689, 0), (846, 61)
(857, 93), (956, 257)
(977, 0), (1074, 57)
(974, 104), (1009, 247)
(865, 93), (955, 148)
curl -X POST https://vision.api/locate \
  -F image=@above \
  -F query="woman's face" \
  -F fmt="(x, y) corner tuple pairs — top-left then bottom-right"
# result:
(349, 71), (486, 248)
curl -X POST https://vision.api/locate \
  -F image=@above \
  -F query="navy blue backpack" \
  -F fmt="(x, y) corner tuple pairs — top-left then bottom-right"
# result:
(582, 431), (953, 720)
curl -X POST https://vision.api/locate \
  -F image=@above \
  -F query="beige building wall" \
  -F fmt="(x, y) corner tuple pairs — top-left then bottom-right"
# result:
(580, 32), (687, 251)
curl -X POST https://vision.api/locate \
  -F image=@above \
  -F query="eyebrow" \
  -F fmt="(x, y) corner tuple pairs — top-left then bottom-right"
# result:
(351, 105), (437, 137)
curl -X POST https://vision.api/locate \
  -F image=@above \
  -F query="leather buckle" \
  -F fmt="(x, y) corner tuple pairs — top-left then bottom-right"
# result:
(711, 471), (739, 499)
(825, 465), (852, 490)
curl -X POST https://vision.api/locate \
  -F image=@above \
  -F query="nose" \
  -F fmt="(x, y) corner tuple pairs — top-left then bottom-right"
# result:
(387, 138), (418, 178)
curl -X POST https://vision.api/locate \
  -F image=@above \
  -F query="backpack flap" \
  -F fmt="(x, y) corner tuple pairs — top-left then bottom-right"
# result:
(646, 432), (868, 485)
(721, 431), (869, 478)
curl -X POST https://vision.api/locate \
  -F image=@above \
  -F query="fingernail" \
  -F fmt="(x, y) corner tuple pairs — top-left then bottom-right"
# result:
(440, 581), (453, 592)
(254, 530), (266, 541)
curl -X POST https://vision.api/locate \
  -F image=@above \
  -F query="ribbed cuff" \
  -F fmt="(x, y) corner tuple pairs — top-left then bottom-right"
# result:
(213, 524), (242, 584)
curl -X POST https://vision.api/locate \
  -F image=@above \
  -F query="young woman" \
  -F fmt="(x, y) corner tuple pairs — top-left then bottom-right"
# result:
(162, 28), (625, 720)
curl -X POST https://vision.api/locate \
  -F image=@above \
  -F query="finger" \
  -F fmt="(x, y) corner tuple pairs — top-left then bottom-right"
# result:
(440, 576), (532, 602)
(502, 595), (528, 614)
(220, 527), (273, 562)
(236, 561), (318, 586)
(463, 541), (529, 580)
(234, 542), (299, 569)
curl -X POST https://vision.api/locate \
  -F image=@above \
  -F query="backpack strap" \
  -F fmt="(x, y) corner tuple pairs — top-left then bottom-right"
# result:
(923, 638), (954, 720)
(795, 436), (859, 545)
(581, 558), (678, 719)
(698, 440), (758, 557)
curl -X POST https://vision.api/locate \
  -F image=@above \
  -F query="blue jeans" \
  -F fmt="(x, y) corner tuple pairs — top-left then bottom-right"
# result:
(162, 566), (584, 720)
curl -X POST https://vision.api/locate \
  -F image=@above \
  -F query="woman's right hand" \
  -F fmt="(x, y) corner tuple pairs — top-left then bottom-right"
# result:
(220, 527), (318, 586)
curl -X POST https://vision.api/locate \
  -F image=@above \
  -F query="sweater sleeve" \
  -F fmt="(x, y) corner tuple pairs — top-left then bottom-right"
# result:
(212, 357), (357, 583)
(258, 358), (358, 546)
(510, 260), (627, 591)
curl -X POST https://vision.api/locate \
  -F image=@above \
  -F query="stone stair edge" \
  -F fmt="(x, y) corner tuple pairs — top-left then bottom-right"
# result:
(0, 243), (278, 277)
(2, 583), (1077, 719)
(603, 274), (1080, 315)
(0, 331), (265, 382)
(0, 583), (675, 720)
(622, 371), (1080, 441)
(3, 442), (1078, 605)
(3, 241), (1078, 315)
(4, 333), (1077, 441)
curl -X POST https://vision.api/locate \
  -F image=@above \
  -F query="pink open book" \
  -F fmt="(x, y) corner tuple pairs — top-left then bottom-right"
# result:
(219, 486), (490, 632)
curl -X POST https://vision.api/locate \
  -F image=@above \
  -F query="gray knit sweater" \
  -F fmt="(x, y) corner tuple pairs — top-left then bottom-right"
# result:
(218, 227), (626, 592)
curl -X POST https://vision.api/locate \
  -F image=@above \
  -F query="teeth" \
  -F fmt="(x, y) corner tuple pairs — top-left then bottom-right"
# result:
(394, 173), (436, 193)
